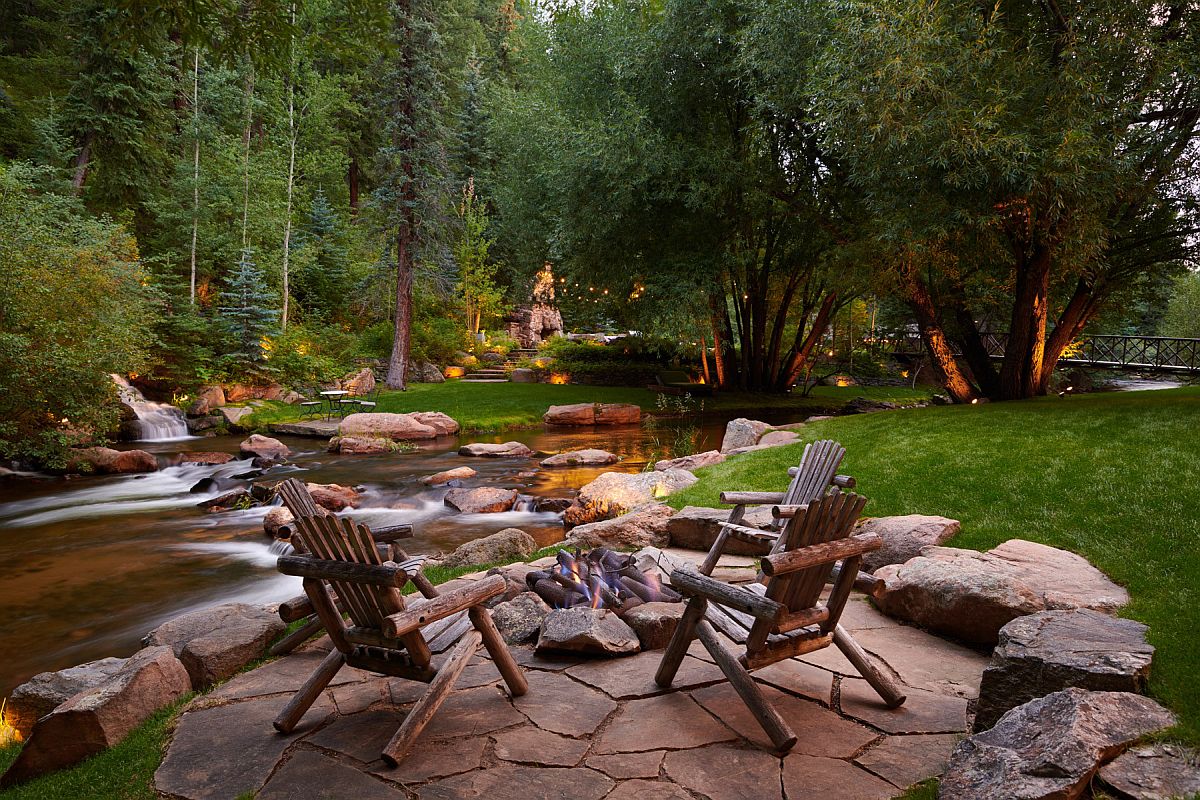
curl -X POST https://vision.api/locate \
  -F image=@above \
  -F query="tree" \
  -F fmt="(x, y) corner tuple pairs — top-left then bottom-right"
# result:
(219, 248), (278, 370)
(296, 188), (351, 321)
(1161, 272), (1200, 339)
(455, 179), (504, 335)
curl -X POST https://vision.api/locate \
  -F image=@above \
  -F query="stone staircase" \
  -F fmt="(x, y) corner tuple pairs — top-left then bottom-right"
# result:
(505, 348), (539, 366)
(460, 365), (509, 383)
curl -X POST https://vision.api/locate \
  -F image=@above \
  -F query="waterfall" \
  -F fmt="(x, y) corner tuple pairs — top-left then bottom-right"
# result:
(111, 375), (191, 442)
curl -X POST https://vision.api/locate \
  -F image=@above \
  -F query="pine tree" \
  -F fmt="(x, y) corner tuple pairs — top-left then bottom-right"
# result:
(219, 248), (279, 370)
(297, 189), (350, 321)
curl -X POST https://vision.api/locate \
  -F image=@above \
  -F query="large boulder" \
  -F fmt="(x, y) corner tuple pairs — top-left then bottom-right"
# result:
(238, 434), (290, 464)
(421, 466), (477, 485)
(217, 406), (254, 430)
(666, 505), (775, 554)
(565, 505), (676, 550)
(874, 540), (1130, 645)
(328, 436), (394, 455)
(720, 418), (771, 453)
(339, 412), (437, 441)
(444, 487), (520, 514)
(540, 449), (620, 468)
(537, 608), (641, 656)
(407, 411), (459, 436)
(858, 515), (961, 573)
(303, 482), (361, 512)
(67, 447), (158, 474)
(510, 368), (537, 383)
(441, 528), (537, 567)
(0, 647), (190, 787)
(416, 363), (445, 384)
(180, 451), (234, 466)
(544, 403), (642, 426)
(654, 450), (726, 472)
(458, 441), (535, 458)
(756, 430), (800, 447)
(187, 386), (226, 416)
(340, 368), (376, 396)
(1098, 744), (1200, 800)
(973, 609), (1155, 732)
(145, 603), (286, 689)
(568, 469), (698, 525)
(7, 657), (128, 738)
(491, 592), (553, 644)
(938, 689), (1176, 800)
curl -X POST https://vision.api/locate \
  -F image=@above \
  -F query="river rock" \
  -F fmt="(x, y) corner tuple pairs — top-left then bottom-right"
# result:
(0, 647), (190, 787)
(444, 487), (520, 514)
(845, 397), (898, 414)
(239, 434), (290, 464)
(442, 528), (537, 568)
(1098, 744), (1200, 800)
(217, 406), (254, 430)
(458, 441), (535, 457)
(263, 506), (295, 538)
(305, 482), (361, 511)
(339, 412), (438, 441)
(720, 418), (771, 453)
(622, 602), (685, 649)
(540, 449), (620, 468)
(408, 411), (459, 435)
(544, 403), (642, 426)
(565, 505), (675, 550)
(568, 469), (698, 525)
(510, 368), (537, 383)
(340, 368), (375, 396)
(180, 451), (234, 465)
(654, 450), (726, 472)
(938, 689), (1176, 800)
(7, 657), (128, 738)
(421, 466), (477, 485)
(537, 608), (641, 656)
(329, 436), (394, 455)
(187, 386), (226, 416)
(187, 415), (220, 434)
(973, 609), (1155, 732)
(666, 505), (775, 554)
(196, 487), (253, 512)
(491, 592), (553, 644)
(858, 515), (961, 572)
(873, 539), (1130, 645)
(67, 447), (158, 474)
(145, 603), (286, 689)
(535, 497), (574, 513)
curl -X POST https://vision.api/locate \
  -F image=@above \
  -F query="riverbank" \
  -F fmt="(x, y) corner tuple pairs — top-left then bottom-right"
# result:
(671, 386), (1200, 744)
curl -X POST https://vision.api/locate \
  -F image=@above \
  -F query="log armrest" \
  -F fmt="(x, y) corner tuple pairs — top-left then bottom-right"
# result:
(719, 490), (787, 506)
(715, 521), (780, 547)
(669, 568), (784, 622)
(277, 555), (414, 588)
(370, 523), (414, 542)
(759, 533), (881, 577)
(771, 503), (809, 519)
(383, 574), (506, 638)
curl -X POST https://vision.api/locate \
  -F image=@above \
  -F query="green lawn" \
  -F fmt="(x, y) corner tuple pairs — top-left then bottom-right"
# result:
(671, 387), (1200, 743)
(244, 380), (932, 433)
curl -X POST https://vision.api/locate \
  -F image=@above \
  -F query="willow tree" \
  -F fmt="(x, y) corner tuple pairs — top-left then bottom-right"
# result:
(808, 0), (1200, 401)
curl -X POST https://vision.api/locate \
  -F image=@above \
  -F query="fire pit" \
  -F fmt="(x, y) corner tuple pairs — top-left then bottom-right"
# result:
(526, 548), (682, 613)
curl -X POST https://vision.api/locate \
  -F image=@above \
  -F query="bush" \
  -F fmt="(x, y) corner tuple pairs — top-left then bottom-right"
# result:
(267, 324), (361, 387)
(537, 335), (689, 387)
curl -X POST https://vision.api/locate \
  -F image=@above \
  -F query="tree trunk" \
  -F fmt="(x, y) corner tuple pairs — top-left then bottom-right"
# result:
(778, 292), (837, 391)
(901, 260), (978, 403)
(188, 48), (201, 305)
(1035, 276), (1103, 394)
(699, 332), (711, 385)
(348, 155), (359, 218)
(280, 7), (297, 331)
(386, 8), (416, 392)
(71, 131), (95, 193)
(387, 227), (414, 390)
(240, 61), (256, 249)
(998, 244), (1051, 399)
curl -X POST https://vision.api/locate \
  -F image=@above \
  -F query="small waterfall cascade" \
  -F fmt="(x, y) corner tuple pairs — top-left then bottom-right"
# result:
(111, 374), (191, 441)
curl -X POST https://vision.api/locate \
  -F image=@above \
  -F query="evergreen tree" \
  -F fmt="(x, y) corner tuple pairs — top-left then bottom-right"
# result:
(219, 248), (279, 369)
(296, 188), (350, 321)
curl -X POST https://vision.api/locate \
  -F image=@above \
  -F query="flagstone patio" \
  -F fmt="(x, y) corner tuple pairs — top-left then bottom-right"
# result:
(153, 550), (989, 800)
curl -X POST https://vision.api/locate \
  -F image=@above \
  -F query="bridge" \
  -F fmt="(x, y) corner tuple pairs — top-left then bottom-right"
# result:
(888, 332), (1200, 374)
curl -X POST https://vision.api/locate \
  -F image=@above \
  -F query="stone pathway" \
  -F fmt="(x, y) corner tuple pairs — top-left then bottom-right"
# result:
(154, 551), (989, 800)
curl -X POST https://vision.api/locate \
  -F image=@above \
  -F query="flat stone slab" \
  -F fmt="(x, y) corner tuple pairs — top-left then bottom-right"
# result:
(493, 726), (589, 766)
(258, 750), (404, 799)
(270, 420), (341, 437)
(691, 682), (877, 757)
(418, 685), (526, 740)
(854, 734), (960, 789)
(664, 744), (783, 800)
(376, 736), (487, 783)
(606, 779), (694, 800)
(782, 754), (896, 800)
(207, 649), (367, 701)
(511, 671), (617, 737)
(306, 709), (404, 763)
(593, 693), (737, 754)
(974, 608), (1155, 731)
(418, 765), (613, 800)
(751, 658), (835, 705)
(852, 625), (988, 700)
(565, 649), (723, 699)
(585, 751), (666, 779)
(328, 678), (390, 715)
(839, 680), (968, 734)
(1098, 743), (1200, 800)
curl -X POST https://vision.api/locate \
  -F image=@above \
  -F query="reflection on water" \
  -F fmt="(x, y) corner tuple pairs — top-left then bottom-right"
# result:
(0, 417), (747, 697)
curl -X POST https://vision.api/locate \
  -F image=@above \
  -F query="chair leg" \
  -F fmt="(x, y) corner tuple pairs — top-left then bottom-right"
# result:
(833, 625), (906, 708)
(268, 615), (324, 657)
(274, 650), (345, 733)
(468, 606), (528, 697)
(655, 596), (706, 687)
(383, 629), (482, 766)
(696, 620), (797, 751)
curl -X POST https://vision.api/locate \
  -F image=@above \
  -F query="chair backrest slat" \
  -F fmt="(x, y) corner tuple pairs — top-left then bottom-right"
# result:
(767, 492), (867, 615)
(278, 478), (321, 518)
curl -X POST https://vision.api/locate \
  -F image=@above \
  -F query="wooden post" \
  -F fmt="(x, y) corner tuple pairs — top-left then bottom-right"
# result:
(274, 650), (345, 733)
(833, 625), (906, 708)
(468, 606), (527, 697)
(696, 620), (797, 751)
(268, 615), (323, 657)
(698, 528), (730, 576)
(655, 596), (706, 686)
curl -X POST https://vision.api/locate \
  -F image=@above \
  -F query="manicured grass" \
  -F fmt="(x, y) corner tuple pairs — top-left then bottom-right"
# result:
(244, 380), (932, 433)
(670, 387), (1200, 743)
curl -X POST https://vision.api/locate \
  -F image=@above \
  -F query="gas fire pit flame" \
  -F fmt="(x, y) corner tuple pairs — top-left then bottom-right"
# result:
(528, 547), (682, 613)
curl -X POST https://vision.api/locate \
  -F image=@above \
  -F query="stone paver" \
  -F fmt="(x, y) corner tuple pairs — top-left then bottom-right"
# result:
(306, 709), (404, 763)
(512, 670), (617, 737)
(328, 677), (389, 715)
(853, 626), (988, 699)
(838, 597), (903, 631)
(691, 682), (877, 756)
(493, 726), (590, 766)
(206, 649), (366, 701)
(565, 649), (723, 699)
(839, 679), (968, 734)
(376, 737), (487, 782)
(782, 754), (896, 800)
(854, 734), (960, 788)
(418, 765), (613, 800)
(664, 744), (783, 800)
(585, 751), (666, 779)
(751, 658), (835, 705)
(605, 779), (695, 800)
(594, 693), (737, 754)
(507, 644), (583, 671)
(258, 750), (405, 799)
(420, 685), (526, 740)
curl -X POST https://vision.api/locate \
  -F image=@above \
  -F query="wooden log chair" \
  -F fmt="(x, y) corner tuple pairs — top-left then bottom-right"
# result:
(272, 498), (528, 765)
(269, 479), (417, 657)
(656, 491), (906, 751)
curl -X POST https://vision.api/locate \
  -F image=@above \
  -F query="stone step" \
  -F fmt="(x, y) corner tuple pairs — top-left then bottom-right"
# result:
(461, 378), (510, 383)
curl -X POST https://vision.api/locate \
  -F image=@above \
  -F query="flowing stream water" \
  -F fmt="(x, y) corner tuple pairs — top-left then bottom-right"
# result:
(0, 417), (757, 699)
